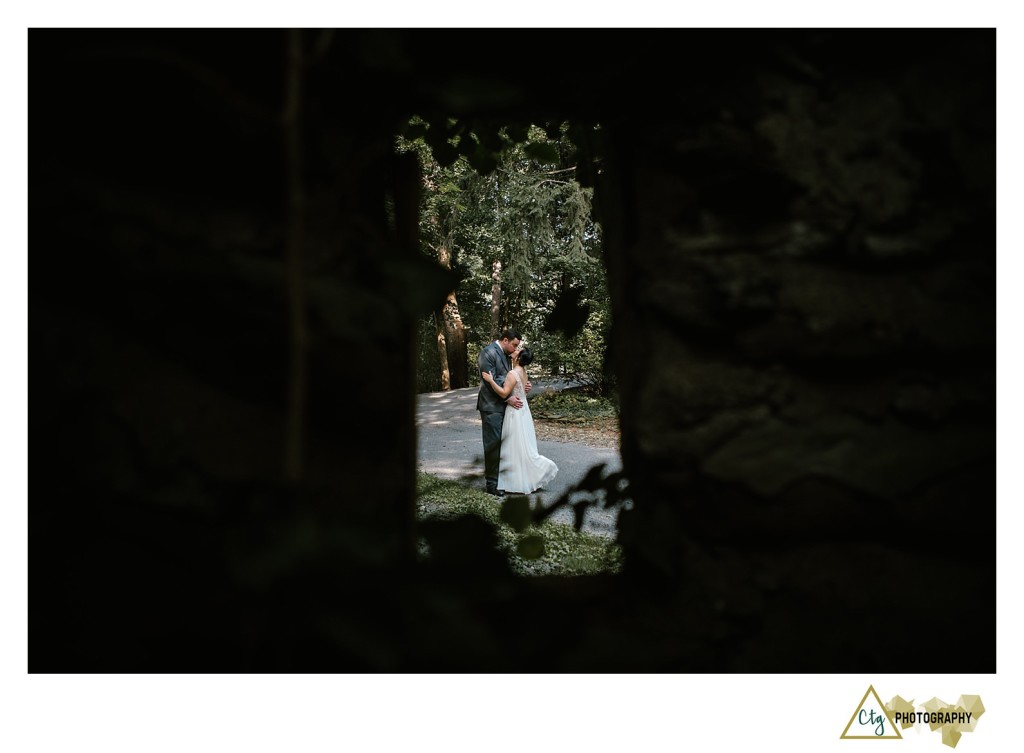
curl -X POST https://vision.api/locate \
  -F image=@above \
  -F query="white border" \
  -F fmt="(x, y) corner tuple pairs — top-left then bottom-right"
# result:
(9, 1), (1011, 28)
(5, 6), (1017, 753)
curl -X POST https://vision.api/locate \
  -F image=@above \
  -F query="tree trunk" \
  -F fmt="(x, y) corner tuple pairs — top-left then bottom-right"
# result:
(437, 243), (469, 388)
(490, 259), (502, 340)
(434, 309), (450, 390)
(444, 295), (468, 387)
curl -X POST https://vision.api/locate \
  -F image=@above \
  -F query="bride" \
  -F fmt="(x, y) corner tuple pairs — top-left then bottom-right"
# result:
(482, 346), (558, 494)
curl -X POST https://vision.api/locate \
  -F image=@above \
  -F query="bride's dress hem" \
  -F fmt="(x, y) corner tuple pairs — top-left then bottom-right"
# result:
(496, 371), (559, 495)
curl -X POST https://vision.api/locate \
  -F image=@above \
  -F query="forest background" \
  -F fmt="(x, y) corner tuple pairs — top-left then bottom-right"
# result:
(400, 119), (612, 397)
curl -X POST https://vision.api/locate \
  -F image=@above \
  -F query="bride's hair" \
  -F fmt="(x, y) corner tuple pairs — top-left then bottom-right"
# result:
(516, 347), (533, 367)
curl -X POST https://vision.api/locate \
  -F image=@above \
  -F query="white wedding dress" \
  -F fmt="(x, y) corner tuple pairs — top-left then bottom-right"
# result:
(498, 370), (558, 494)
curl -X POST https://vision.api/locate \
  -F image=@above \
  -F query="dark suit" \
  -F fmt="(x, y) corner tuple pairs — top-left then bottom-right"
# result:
(477, 341), (512, 489)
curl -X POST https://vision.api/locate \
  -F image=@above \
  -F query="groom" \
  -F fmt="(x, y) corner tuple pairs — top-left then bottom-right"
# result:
(477, 328), (530, 496)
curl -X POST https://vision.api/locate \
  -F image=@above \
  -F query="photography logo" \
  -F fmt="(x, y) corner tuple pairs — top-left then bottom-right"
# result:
(841, 685), (902, 739)
(885, 693), (985, 749)
(841, 686), (986, 748)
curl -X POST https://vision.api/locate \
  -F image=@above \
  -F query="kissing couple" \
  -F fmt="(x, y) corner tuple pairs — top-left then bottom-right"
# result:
(476, 328), (558, 497)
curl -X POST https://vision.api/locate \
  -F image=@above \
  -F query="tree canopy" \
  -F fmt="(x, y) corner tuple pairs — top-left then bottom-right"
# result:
(399, 119), (613, 395)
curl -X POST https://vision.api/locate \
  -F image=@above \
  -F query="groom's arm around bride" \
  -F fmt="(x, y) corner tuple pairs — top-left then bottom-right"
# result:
(476, 331), (523, 495)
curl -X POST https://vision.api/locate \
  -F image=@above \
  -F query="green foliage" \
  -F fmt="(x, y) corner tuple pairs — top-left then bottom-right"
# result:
(415, 316), (443, 393)
(416, 472), (622, 576)
(528, 279), (613, 394)
(529, 389), (619, 420)
(398, 118), (612, 394)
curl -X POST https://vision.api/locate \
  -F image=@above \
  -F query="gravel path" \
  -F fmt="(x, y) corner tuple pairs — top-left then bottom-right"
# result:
(416, 383), (622, 538)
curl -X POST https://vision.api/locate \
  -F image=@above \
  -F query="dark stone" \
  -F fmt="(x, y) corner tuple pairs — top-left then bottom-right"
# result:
(31, 28), (994, 672)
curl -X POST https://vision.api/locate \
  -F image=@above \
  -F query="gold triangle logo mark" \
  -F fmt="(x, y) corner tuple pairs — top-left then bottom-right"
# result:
(841, 685), (903, 739)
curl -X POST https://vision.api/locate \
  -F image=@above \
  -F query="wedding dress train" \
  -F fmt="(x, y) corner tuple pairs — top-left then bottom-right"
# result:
(498, 374), (558, 494)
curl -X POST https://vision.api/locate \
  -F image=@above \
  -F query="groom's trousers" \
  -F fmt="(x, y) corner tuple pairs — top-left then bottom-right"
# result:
(480, 409), (505, 488)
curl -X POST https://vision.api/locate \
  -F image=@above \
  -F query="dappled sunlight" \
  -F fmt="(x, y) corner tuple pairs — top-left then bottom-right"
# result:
(418, 457), (479, 477)
(416, 387), (484, 430)
(416, 381), (622, 538)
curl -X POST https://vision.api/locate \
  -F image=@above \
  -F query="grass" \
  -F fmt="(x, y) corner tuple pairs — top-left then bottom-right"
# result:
(416, 472), (622, 576)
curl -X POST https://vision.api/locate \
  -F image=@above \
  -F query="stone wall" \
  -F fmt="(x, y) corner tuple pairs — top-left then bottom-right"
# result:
(604, 32), (994, 667)
(30, 30), (994, 671)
